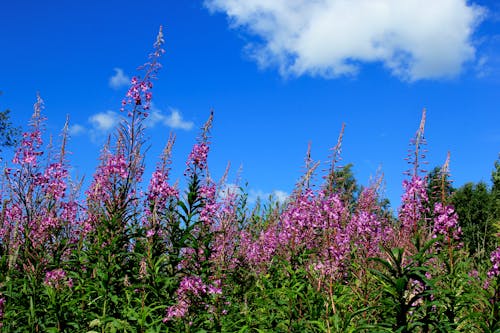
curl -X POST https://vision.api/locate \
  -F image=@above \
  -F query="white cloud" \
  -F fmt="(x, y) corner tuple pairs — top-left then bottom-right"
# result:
(89, 111), (121, 132)
(475, 55), (489, 78)
(219, 185), (288, 203)
(205, 0), (485, 81)
(248, 189), (288, 204)
(164, 109), (194, 130)
(109, 68), (130, 89)
(69, 107), (193, 144)
(146, 107), (194, 131)
(68, 124), (86, 136)
(69, 110), (124, 143)
(273, 190), (288, 203)
(219, 183), (242, 200)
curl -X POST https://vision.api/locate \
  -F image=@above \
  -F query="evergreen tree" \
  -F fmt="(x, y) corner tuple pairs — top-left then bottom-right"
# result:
(426, 165), (454, 209)
(491, 158), (500, 231)
(331, 163), (359, 205)
(452, 182), (495, 260)
(0, 91), (21, 154)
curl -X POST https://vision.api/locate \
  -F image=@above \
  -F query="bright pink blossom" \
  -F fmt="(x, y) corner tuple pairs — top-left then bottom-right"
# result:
(44, 268), (72, 289)
(147, 170), (178, 203)
(432, 202), (461, 244)
(0, 297), (4, 327)
(121, 26), (165, 116)
(488, 247), (500, 278)
(399, 176), (429, 234)
(185, 143), (210, 175)
(163, 275), (222, 322)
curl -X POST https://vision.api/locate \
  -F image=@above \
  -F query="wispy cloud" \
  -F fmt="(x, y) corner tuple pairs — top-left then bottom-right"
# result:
(109, 68), (130, 89)
(146, 107), (194, 130)
(272, 190), (288, 203)
(164, 109), (195, 130)
(474, 33), (500, 79)
(475, 56), (490, 78)
(70, 106), (194, 144)
(205, 0), (485, 81)
(217, 184), (288, 204)
(67, 111), (122, 143)
(248, 189), (288, 204)
(89, 111), (121, 132)
(68, 124), (86, 136)
(218, 183), (242, 200)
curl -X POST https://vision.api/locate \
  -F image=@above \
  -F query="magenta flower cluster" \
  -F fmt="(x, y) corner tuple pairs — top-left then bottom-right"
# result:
(185, 143), (210, 175)
(199, 183), (218, 225)
(432, 202), (462, 244)
(147, 170), (178, 204)
(399, 175), (429, 234)
(0, 297), (4, 328)
(163, 276), (221, 322)
(121, 26), (165, 117)
(237, 184), (391, 281)
(44, 269), (73, 289)
(41, 162), (68, 200)
(12, 110), (44, 167)
(124, 77), (153, 112)
(488, 247), (500, 278)
(86, 149), (130, 212)
(1, 96), (82, 266)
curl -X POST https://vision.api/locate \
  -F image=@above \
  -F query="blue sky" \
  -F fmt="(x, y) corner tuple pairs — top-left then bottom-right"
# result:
(1, 0), (499, 208)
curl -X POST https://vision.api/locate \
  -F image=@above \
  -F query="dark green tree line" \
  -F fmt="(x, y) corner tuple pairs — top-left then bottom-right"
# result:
(425, 158), (500, 261)
(0, 91), (21, 154)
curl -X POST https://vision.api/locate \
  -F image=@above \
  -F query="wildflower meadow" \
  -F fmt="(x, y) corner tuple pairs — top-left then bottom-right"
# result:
(1, 27), (500, 333)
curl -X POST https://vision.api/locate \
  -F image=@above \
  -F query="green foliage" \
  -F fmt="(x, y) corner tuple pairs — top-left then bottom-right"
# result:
(0, 91), (21, 153)
(452, 181), (496, 260)
(491, 159), (500, 233)
(427, 166), (454, 208)
(324, 163), (360, 208)
(221, 257), (357, 333)
(368, 239), (437, 332)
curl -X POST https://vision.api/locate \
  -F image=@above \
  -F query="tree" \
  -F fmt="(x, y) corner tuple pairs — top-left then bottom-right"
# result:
(452, 182), (495, 260)
(491, 158), (500, 232)
(426, 166), (454, 209)
(329, 163), (360, 206)
(0, 91), (21, 154)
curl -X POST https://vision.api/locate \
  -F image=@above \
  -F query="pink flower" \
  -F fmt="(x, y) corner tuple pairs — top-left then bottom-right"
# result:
(399, 176), (429, 234)
(12, 99), (45, 167)
(179, 276), (207, 296)
(185, 143), (210, 175)
(199, 183), (217, 225)
(44, 269), (72, 289)
(147, 170), (178, 204)
(0, 297), (5, 324)
(163, 299), (189, 322)
(41, 162), (68, 200)
(121, 27), (164, 116)
(163, 275), (222, 322)
(432, 202), (461, 244)
(488, 247), (500, 278)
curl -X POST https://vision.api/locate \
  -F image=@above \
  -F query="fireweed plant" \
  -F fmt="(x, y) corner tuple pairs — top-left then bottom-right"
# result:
(0, 26), (499, 332)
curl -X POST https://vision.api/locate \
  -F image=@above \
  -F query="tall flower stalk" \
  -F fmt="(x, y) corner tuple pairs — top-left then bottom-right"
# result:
(398, 109), (430, 241)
